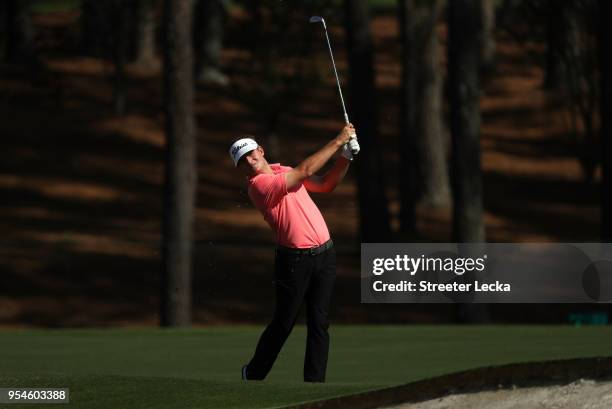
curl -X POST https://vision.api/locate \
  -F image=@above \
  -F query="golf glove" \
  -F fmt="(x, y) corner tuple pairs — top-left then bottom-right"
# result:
(348, 133), (360, 155)
(341, 135), (360, 160)
(341, 143), (353, 160)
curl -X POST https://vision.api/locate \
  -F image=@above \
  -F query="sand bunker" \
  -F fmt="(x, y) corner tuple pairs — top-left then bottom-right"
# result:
(382, 379), (612, 409)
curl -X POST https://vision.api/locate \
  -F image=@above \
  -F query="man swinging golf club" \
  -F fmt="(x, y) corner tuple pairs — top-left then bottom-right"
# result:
(229, 125), (359, 382)
(231, 14), (359, 383)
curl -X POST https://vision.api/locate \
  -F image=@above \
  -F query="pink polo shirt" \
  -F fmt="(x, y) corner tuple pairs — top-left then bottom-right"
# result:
(248, 163), (331, 249)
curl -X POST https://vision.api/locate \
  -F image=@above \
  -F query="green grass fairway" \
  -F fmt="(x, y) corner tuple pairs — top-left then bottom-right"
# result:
(1, 325), (611, 408)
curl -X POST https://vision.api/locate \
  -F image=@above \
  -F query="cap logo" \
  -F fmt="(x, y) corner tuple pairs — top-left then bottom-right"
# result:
(231, 142), (249, 156)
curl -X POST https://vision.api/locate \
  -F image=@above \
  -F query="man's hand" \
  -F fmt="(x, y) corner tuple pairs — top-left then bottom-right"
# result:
(348, 134), (360, 155)
(339, 124), (360, 160)
(341, 136), (360, 160)
(340, 143), (353, 161)
(335, 123), (356, 147)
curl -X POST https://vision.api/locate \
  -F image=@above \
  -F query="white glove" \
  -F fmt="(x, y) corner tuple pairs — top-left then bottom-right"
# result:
(341, 135), (360, 160)
(341, 143), (353, 161)
(348, 133), (360, 155)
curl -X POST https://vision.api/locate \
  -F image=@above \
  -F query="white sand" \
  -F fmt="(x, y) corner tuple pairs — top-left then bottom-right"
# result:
(381, 379), (612, 409)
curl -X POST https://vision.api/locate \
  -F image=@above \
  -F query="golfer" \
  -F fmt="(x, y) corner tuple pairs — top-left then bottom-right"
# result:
(229, 124), (359, 383)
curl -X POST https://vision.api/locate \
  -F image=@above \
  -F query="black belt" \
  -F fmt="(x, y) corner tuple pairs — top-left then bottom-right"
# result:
(277, 239), (333, 256)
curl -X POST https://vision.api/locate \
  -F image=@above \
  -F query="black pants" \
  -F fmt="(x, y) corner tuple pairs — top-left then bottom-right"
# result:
(246, 243), (336, 382)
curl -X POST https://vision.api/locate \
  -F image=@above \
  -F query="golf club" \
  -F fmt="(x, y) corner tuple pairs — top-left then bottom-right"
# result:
(309, 16), (358, 152)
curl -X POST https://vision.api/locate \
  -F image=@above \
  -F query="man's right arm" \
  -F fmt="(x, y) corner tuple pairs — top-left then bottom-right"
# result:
(285, 124), (355, 190)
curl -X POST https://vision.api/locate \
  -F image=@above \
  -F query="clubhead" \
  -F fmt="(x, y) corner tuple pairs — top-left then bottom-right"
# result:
(309, 16), (326, 29)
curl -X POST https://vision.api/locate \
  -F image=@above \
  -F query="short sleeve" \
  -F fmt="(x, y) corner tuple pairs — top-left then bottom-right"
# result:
(248, 173), (288, 209)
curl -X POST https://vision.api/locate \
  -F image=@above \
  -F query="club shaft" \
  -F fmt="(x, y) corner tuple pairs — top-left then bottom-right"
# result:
(322, 28), (350, 124)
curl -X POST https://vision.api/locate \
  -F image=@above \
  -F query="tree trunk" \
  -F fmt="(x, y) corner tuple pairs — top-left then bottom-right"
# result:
(480, 0), (496, 74)
(193, 0), (227, 83)
(449, 0), (488, 324)
(6, 0), (33, 62)
(111, 0), (129, 115)
(601, 0), (612, 241)
(398, 0), (418, 236)
(544, 0), (565, 89)
(448, 0), (485, 244)
(132, 0), (157, 66)
(161, 0), (196, 327)
(0, 2), (7, 59)
(414, 0), (449, 208)
(344, 0), (391, 241)
(81, 0), (110, 56)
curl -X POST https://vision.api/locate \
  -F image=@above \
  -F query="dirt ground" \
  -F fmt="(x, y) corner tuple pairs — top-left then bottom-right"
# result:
(0, 9), (607, 327)
(382, 379), (612, 409)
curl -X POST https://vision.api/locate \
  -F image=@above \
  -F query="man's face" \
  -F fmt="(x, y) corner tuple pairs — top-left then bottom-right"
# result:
(237, 146), (266, 177)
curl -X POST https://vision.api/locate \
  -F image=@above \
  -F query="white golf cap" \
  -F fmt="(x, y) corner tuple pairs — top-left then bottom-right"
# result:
(229, 137), (258, 166)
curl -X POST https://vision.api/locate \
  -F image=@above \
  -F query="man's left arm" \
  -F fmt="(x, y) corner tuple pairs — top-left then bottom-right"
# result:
(304, 155), (350, 193)
(304, 129), (360, 193)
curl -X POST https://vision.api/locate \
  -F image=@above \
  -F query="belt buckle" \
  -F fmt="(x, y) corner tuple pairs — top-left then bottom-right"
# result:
(308, 247), (316, 256)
